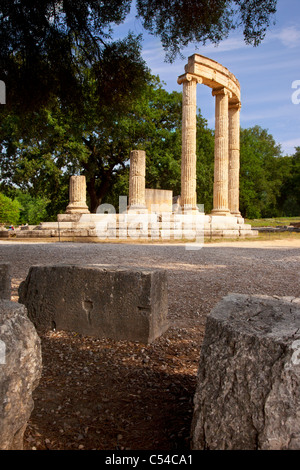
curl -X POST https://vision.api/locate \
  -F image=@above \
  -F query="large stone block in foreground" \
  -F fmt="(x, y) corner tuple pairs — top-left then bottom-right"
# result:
(191, 293), (300, 450)
(0, 300), (42, 450)
(18, 265), (169, 344)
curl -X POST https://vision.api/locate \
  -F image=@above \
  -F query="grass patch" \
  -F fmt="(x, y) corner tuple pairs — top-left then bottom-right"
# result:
(245, 217), (300, 227)
(203, 231), (300, 244)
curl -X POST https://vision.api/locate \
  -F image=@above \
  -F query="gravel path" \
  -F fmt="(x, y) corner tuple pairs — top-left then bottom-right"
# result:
(1, 239), (300, 450)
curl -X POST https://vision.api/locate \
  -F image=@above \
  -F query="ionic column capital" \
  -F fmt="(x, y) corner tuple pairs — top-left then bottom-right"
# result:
(212, 87), (232, 98)
(229, 101), (242, 111)
(177, 73), (203, 85)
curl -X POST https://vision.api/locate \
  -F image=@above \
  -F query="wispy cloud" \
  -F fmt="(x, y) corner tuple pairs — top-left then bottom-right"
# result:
(280, 138), (300, 155)
(272, 25), (300, 47)
(241, 102), (297, 122)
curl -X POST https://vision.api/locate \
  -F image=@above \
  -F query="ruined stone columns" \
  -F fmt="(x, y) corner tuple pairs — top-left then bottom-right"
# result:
(129, 150), (146, 209)
(228, 102), (242, 217)
(178, 74), (202, 209)
(211, 88), (231, 216)
(178, 55), (242, 219)
(65, 175), (90, 214)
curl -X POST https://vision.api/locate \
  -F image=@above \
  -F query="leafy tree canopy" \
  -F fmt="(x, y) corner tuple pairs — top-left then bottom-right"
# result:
(0, 192), (21, 225)
(136, 0), (277, 61)
(239, 125), (283, 218)
(277, 147), (300, 217)
(0, 74), (184, 214)
(0, 0), (277, 110)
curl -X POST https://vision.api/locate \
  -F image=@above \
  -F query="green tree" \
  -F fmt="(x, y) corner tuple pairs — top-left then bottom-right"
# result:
(15, 191), (50, 225)
(136, 0), (277, 61)
(0, 106), (79, 219)
(239, 125), (283, 218)
(0, 75), (183, 214)
(0, 1), (277, 111)
(0, 193), (21, 225)
(277, 148), (300, 216)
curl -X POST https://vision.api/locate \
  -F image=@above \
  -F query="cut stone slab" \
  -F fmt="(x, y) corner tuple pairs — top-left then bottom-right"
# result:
(18, 264), (169, 344)
(0, 263), (11, 300)
(0, 300), (42, 450)
(191, 293), (300, 450)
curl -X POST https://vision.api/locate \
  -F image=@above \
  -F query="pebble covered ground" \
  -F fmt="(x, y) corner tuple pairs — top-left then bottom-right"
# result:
(1, 238), (300, 450)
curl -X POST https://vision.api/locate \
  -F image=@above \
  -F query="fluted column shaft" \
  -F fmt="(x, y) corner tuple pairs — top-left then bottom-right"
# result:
(211, 88), (231, 216)
(129, 150), (146, 208)
(66, 175), (90, 214)
(180, 74), (201, 209)
(228, 102), (242, 217)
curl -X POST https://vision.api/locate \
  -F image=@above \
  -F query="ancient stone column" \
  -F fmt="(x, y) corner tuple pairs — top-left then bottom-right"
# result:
(178, 74), (202, 210)
(129, 150), (146, 209)
(228, 102), (242, 217)
(211, 88), (231, 216)
(65, 175), (90, 214)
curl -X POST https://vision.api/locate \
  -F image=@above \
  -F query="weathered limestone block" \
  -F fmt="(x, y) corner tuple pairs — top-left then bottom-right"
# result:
(145, 189), (173, 213)
(0, 300), (42, 450)
(191, 293), (300, 450)
(18, 265), (168, 344)
(0, 263), (11, 300)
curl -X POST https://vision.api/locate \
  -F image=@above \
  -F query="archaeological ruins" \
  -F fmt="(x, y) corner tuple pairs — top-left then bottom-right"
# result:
(1, 54), (258, 240)
(178, 54), (241, 216)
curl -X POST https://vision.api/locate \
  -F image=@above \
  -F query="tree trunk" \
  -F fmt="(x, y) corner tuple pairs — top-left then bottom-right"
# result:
(86, 177), (100, 213)
(86, 173), (113, 213)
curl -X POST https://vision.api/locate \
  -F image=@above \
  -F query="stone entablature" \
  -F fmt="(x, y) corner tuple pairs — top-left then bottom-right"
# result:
(179, 54), (241, 104)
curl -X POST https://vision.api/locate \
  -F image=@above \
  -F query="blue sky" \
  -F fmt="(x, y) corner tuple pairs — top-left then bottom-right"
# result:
(114, 0), (300, 156)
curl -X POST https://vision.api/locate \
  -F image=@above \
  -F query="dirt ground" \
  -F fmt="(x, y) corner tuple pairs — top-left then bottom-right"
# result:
(1, 237), (300, 451)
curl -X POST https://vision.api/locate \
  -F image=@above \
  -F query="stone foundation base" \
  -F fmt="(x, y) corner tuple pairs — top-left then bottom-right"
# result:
(14, 213), (258, 240)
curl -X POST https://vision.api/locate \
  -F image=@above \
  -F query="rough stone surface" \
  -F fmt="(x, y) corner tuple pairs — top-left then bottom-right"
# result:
(191, 293), (300, 450)
(0, 300), (42, 450)
(18, 264), (169, 344)
(0, 262), (11, 300)
(145, 188), (173, 213)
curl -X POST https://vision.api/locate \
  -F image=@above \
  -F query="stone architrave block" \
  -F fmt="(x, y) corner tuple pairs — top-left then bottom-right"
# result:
(18, 264), (169, 344)
(0, 300), (42, 450)
(0, 263), (11, 300)
(191, 293), (300, 450)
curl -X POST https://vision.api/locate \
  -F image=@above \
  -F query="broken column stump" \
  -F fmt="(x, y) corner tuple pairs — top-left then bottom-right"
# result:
(18, 264), (169, 344)
(191, 293), (300, 450)
(0, 300), (42, 450)
(0, 263), (11, 300)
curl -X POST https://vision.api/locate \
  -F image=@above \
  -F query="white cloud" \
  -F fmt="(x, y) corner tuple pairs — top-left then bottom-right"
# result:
(280, 138), (300, 155)
(275, 25), (300, 47)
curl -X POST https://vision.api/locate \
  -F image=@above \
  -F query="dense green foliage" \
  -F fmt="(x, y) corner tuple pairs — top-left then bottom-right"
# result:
(0, 193), (21, 225)
(240, 126), (282, 218)
(277, 148), (300, 217)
